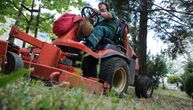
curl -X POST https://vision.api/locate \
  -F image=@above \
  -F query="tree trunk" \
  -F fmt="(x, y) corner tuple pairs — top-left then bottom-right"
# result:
(138, 0), (148, 75)
(162, 78), (165, 89)
(176, 82), (179, 88)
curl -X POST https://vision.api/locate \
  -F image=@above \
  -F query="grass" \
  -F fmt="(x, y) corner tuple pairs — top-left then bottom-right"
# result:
(128, 86), (193, 110)
(0, 78), (127, 110)
(155, 87), (190, 100)
(0, 77), (192, 110)
(0, 68), (29, 87)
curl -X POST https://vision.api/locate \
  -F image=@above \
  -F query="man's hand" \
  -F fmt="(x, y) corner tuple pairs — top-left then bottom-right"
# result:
(100, 12), (113, 19)
(93, 8), (101, 15)
(92, 8), (112, 19)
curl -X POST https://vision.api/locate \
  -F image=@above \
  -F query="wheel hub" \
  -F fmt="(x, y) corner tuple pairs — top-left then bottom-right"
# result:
(113, 67), (127, 93)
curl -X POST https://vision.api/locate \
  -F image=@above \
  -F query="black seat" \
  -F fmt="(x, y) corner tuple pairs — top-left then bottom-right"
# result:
(96, 38), (126, 53)
(115, 19), (128, 46)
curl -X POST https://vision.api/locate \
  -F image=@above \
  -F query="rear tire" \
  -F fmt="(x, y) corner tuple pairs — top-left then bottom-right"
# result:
(100, 57), (129, 96)
(135, 78), (141, 98)
(4, 51), (24, 74)
(135, 76), (154, 98)
(141, 77), (154, 98)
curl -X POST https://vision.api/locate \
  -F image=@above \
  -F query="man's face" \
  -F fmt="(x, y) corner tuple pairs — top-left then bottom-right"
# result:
(98, 4), (107, 12)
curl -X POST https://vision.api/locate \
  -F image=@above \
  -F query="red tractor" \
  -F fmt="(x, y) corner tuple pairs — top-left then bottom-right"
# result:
(0, 4), (154, 98)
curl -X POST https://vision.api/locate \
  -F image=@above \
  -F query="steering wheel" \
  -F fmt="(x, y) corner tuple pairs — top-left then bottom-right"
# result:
(81, 6), (99, 26)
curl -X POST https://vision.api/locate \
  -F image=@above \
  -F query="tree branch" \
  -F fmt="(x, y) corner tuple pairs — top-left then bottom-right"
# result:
(150, 3), (193, 16)
(128, 8), (141, 13)
(149, 16), (190, 27)
(40, 13), (56, 22)
(7, 0), (29, 23)
(149, 17), (173, 39)
(150, 5), (187, 26)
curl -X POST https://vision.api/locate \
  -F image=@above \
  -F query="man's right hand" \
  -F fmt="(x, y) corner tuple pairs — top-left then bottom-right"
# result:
(93, 8), (101, 15)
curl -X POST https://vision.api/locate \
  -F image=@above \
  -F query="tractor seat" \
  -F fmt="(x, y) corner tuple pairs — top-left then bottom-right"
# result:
(96, 38), (115, 49)
(96, 19), (129, 53)
(96, 38), (126, 53)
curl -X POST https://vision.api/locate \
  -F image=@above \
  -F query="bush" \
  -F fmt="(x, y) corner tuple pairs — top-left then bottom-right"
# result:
(167, 74), (182, 88)
(184, 73), (193, 98)
(146, 54), (168, 89)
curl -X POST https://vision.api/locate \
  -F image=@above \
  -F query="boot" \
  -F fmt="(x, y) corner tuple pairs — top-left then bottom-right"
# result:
(79, 39), (94, 50)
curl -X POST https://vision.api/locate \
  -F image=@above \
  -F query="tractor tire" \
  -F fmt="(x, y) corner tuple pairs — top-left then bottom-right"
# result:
(135, 78), (141, 98)
(135, 76), (154, 98)
(4, 51), (24, 74)
(100, 57), (129, 96)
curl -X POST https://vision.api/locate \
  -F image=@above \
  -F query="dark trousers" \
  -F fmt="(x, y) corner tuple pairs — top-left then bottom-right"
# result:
(87, 26), (114, 48)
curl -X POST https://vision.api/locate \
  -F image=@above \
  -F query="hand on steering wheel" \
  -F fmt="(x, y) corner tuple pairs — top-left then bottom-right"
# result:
(81, 7), (99, 26)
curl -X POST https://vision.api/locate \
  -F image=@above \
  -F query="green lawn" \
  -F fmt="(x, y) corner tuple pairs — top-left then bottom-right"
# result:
(0, 77), (192, 110)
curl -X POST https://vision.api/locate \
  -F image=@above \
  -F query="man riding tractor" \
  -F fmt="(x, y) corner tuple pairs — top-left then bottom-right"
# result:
(80, 2), (118, 50)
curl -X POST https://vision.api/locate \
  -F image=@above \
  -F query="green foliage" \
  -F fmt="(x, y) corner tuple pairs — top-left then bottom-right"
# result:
(167, 75), (182, 84)
(179, 58), (193, 91)
(183, 58), (193, 79)
(42, 0), (84, 13)
(152, 0), (193, 59)
(0, 16), (6, 23)
(106, 0), (193, 59)
(184, 73), (193, 98)
(0, 27), (7, 36)
(0, 68), (29, 87)
(147, 54), (168, 88)
(167, 74), (182, 87)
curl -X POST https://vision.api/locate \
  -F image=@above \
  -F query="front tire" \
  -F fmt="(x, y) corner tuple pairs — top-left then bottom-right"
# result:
(100, 57), (129, 96)
(4, 51), (24, 74)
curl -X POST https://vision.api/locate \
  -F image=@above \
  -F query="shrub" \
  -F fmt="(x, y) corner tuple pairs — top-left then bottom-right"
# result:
(184, 73), (193, 98)
(167, 74), (182, 88)
(146, 54), (168, 89)
(180, 58), (193, 91)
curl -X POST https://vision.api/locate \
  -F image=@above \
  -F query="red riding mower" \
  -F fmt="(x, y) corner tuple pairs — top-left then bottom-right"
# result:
(0, 4), (154, 98)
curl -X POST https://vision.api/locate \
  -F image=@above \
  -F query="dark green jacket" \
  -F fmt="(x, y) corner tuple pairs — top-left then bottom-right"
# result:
(98, 10), (118, 35)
